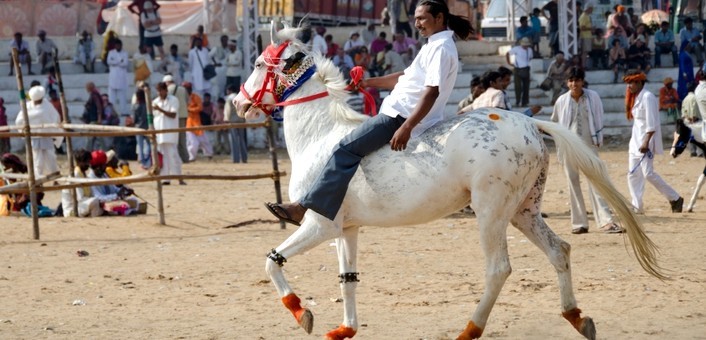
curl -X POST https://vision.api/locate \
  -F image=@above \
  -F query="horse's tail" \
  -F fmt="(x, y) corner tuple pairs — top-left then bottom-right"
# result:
(533, 120), (668, 280)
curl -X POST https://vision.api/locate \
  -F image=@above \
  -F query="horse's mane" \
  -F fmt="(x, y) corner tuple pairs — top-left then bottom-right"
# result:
(276, 25), (368, 124)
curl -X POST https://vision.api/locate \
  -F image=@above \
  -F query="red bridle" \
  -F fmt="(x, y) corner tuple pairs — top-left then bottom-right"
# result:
(239, 41), (329, 116)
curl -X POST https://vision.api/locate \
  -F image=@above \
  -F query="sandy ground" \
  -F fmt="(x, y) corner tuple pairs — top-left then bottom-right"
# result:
(1, 145), (705, 340)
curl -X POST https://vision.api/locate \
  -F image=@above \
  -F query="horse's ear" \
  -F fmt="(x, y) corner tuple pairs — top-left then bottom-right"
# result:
(281, 20), (291, 30)
(270, 20), (280, 46)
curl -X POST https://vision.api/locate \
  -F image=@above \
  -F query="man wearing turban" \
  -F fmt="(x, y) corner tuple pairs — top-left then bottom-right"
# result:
(623, 71), (683, 214)
(14, 86), (61, 177)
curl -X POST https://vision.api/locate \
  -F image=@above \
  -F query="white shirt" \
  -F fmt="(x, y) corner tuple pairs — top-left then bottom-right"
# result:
(384, 50), (405, 74)
(551, 89), (605, 146)
(312, 34), (328, 56)
(152, 94), (180, 144)
(107, 49), (129, 90)
(140, 11), (161, 38)
(167, 83), (189, 119)
(188, 47), (212, 91)
(508, 45), (533, 68)
(225, 49), (243, 77)
(16, 100), (61, 150)
(469, 87), (506, 111)
(380, 30), (458, 138)
(629, 89), (663, 155)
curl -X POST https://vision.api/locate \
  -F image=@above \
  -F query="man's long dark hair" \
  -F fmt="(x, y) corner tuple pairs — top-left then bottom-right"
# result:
(418, 0), (474, 40)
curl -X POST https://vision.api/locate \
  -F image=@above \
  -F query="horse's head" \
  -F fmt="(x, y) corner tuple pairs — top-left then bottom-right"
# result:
(671, 118), (692, 158)
(234, 21), (314, 120)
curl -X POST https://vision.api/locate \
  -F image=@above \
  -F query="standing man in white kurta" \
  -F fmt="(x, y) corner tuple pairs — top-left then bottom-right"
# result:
(152, 82), (185, 185)
(551, 67), (622, 234)
(107, 39), (129, 117)
(188, 37), (212, 98)
(624, 71), (683, 213)
(15, 86), (60, 177)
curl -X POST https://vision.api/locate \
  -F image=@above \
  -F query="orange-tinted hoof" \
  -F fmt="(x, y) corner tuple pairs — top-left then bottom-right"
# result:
(457, 320), (483, 340)
(282, 293), (314, 334)
(325, 325), (357, 339)
(562, 308), (596, 340)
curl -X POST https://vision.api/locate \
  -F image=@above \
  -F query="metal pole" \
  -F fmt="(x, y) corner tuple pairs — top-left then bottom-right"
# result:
(143, 84), (165, 225)
(264, 117), (285, 229)
(11, 48), (40, 239)
(53, 48), (79, 217)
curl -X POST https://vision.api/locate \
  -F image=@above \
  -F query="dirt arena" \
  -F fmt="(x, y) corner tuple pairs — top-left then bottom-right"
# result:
(1, 145), (705, 339)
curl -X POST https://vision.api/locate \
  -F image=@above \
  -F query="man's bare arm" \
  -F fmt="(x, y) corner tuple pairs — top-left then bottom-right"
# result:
(362, 72), (404, 90)
(390, 86), (439, 151)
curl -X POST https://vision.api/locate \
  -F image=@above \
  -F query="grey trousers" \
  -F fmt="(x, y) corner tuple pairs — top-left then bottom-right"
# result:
(300, 113), (406, 220)
(229, 128), (248, 163)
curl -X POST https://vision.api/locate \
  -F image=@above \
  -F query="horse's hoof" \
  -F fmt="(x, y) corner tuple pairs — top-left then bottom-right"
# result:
(282, 293), (314, 334)
(299, 308), (314, 334)
(325, 325), (357, 339)
(579, 316), (596, 340)
(457, 320), (483, 339)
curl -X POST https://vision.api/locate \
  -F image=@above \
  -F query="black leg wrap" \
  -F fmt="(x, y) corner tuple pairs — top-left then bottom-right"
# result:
(338, 272), (360, 283)
(267, 249), (287, 267)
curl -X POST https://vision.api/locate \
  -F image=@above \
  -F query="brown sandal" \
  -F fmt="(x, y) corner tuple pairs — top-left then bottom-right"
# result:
(264, 202), (302, 226)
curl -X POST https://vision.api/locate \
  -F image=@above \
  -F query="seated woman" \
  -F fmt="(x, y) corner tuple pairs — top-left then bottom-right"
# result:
(1, 153), (50, 216)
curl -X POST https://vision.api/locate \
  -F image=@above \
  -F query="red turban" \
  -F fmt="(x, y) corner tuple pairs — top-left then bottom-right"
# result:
(90, 150), (107, 166)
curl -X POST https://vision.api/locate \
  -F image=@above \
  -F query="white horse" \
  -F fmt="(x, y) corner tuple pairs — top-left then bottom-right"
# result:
(234, 25), (665, 340)
(670, 119), (706, 212)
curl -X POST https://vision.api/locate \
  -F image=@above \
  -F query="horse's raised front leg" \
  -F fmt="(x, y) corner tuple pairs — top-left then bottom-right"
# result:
(265, 212), (342, 335)
(687, 173), (705, 212)
(510, 173), (596, 340)
(325, 225), (360, 340)
(457, 199), (515, 340)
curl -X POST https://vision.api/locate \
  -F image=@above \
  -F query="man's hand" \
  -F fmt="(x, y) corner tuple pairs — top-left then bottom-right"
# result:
(390, 124), (413, 151)
(639, 142), (650, 153)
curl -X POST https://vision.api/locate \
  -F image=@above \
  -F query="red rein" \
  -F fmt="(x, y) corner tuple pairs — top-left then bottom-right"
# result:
(346, 66), (377, 116)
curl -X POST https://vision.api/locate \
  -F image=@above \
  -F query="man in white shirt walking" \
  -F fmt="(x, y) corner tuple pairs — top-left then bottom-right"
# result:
(551, 67), (622, 234)
(107, 39), (129, 117)
(624, 71), (683, 213)
(506, 37), (533, 107)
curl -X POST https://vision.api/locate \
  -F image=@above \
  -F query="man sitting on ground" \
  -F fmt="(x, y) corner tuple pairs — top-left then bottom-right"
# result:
(88, 150), (140, 216)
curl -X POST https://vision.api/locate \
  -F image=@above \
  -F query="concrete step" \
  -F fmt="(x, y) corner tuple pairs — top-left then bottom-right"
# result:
(0, 71), (111, 91)
(0, 60), (108, 80)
